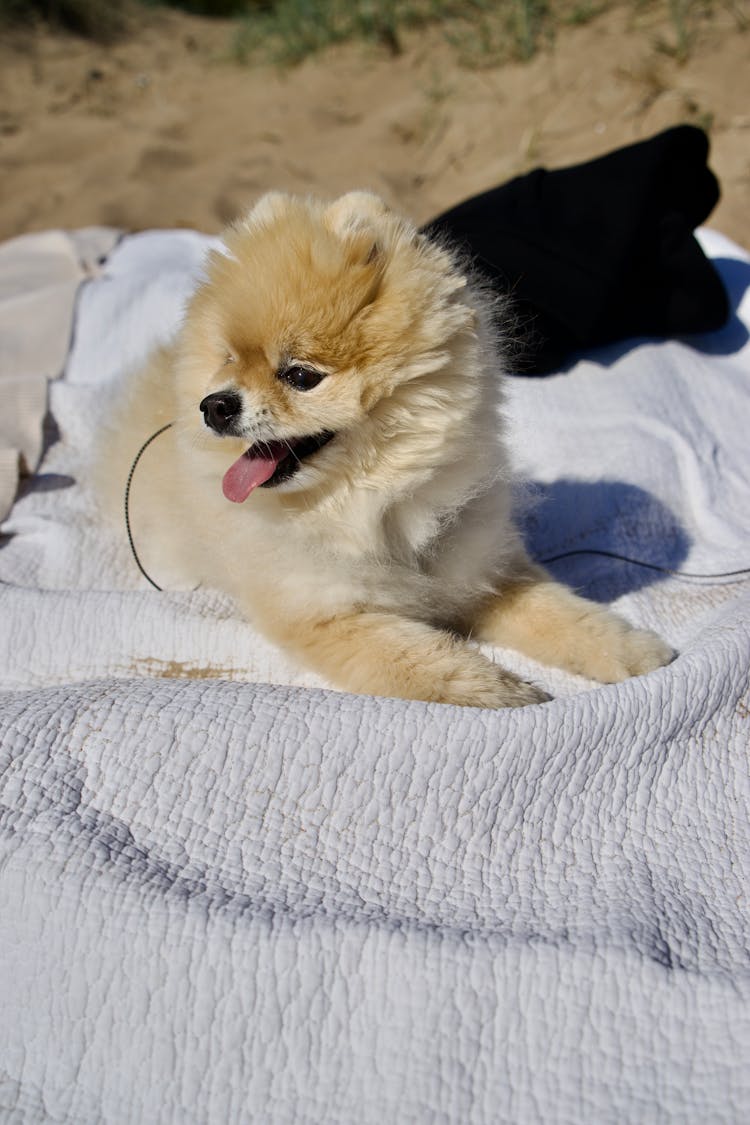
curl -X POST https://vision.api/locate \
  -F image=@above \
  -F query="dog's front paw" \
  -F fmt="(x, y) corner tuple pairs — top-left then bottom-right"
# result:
(445, 664), (551, 709)
(608, 626), (675, 679)
(507, 680), (553, 707)
(581, 620), (675, 684)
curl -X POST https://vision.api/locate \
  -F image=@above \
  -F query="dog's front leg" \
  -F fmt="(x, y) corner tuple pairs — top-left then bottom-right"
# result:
(471, 561), (674, 683)
(268, 609), (547, 709)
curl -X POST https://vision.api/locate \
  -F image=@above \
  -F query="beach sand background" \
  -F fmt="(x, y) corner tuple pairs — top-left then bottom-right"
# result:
(0, 4), (748, 247)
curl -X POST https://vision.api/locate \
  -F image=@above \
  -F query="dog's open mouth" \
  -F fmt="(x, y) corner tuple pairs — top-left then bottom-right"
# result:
(222, 431), (335, 503)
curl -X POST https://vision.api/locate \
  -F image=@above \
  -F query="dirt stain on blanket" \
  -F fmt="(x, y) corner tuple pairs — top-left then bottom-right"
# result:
(128, 658), (244, 681)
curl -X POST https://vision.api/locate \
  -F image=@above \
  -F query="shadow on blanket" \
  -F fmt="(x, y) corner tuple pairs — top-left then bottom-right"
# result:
(16, 473), (75, 499)
(523, 478), (690, 602)
(688, 257), (750, 357)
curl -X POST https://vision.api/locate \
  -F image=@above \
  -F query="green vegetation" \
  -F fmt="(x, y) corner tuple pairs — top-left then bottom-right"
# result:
(231, 0), (554, 67)
(229, 0), (745, 68)
(0, 0), (743, 62)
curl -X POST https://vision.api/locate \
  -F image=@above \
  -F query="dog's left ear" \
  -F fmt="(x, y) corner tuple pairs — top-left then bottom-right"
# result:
(325, 191), (390, 233)
(325, 192), (396, 265)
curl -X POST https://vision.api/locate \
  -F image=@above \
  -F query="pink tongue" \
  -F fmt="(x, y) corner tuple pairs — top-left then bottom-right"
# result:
(222, 449), (283, 503)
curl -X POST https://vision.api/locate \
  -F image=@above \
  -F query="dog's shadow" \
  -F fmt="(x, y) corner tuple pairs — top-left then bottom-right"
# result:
(521, 478), (690, 602)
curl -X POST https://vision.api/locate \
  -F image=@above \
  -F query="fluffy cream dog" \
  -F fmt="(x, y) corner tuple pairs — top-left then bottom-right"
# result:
(99, 191), (672, 707)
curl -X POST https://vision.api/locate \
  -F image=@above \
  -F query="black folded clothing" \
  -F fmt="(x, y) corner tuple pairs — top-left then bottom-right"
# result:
(424, 125), (730, 374)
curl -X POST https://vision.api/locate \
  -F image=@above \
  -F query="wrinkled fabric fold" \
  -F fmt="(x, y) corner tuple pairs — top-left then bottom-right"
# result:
(0, 227), (120, 519)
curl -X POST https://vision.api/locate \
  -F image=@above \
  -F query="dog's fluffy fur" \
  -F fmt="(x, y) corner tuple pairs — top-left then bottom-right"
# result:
(97, 191), (672, 707)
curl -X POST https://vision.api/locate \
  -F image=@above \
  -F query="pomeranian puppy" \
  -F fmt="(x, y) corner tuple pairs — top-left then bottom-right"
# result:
(98, 191), (672, 707)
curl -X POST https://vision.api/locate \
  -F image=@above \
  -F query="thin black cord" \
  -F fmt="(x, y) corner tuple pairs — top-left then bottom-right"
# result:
(541, 547), (750, 583)
(123, 422), (750, 591)
(124, 422), (173, 591)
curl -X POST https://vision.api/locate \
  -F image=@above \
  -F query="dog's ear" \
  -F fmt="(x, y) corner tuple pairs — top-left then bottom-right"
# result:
(325, 192), (395, 269)
(241, 191), (291, 229)
(325, 191), (390, 234)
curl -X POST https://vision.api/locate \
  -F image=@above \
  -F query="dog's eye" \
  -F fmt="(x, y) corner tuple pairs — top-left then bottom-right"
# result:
(279, 365), (326, 391)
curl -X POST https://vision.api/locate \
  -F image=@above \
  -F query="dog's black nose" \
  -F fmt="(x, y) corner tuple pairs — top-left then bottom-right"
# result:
(200, 391), (242, 434)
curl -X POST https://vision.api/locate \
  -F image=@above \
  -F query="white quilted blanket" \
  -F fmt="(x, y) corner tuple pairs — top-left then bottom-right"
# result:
(1, 228), (749, 1123)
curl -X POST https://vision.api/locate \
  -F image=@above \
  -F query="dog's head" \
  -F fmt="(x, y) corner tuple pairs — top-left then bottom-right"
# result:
(177, 191), (485, 503)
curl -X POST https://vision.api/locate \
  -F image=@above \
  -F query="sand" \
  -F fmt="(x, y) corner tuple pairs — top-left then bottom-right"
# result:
(0, 4), (748, 246)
